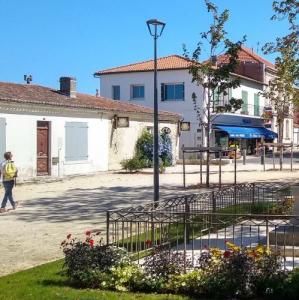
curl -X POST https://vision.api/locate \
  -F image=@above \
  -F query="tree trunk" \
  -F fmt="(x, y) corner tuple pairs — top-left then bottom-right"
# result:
(278, 119), (284, 171)
(206, 92), (211, 188)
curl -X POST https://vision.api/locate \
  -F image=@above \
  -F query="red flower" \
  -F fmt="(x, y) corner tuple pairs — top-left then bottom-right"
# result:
(223, 250), (231, 258)
(67, 234), (72, 239)
(85, 230), (91, 236)
(89, 239), (94, 247)
(145, 239), (152, 247)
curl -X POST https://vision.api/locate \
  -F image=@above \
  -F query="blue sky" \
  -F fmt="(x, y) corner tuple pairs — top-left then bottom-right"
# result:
(0, 0), (289, 94)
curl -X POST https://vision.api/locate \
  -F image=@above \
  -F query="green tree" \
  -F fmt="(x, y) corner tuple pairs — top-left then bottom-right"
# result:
(184, 0), (245, 187)
(262, 0), (298, 170)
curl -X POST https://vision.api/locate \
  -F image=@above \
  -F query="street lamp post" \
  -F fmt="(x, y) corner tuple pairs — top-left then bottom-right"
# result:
(146, 19), (165, 203)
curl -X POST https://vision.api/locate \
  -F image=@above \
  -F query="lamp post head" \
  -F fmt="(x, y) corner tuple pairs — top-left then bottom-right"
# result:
(146, 19), (166, 37)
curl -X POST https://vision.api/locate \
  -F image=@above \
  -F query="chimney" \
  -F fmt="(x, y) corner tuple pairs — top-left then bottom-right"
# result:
(59, 77), (77, 98)
(210, 55), (217, 67)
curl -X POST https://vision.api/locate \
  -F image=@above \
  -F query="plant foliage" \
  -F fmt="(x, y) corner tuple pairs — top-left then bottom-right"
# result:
(120, 130), (173, 172)
(262, 0), (299, 145)
(183, 0), (245, 186)
(61, 232), (299, 299)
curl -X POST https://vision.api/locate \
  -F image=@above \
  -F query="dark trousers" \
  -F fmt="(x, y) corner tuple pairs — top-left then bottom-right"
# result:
(1, 180), (15, 208)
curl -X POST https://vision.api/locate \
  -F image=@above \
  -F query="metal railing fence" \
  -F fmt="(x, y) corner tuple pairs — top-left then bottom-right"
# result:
(106, 182), (297, 269)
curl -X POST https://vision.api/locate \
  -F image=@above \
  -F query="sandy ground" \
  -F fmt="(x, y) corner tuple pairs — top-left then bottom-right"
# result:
(1, 161), (299, 276)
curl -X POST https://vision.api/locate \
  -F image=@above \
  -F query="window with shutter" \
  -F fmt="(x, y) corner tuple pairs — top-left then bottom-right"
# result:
(65, 122), (88, 161)
(161, 83), (184, 101)
(228, 88), (232, 100)
(112, 86), (120, 100)
(241, 91), (248, 114)
(286, 119), (290, 138)
(213, 86), (220, 107)
(161, 83), (165, 101)
(130, 85), (144, 100)
(254, 93), (260, 116)
(0, 118), (6, 157)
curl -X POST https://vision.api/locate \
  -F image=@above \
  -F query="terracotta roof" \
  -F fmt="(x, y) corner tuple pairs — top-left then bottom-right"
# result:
(216, 46), (276, 70)
(96, 46), (275, 76)
(95, 55), (192, 75)
(0, 82), (180, 120)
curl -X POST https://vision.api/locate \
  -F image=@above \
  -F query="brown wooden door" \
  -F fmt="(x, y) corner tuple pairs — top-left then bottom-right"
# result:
(37, 121), (50, 175)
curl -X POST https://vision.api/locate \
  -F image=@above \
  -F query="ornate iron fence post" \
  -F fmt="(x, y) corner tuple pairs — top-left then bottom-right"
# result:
(219, 151), (222, 189)
(106, 211), (110, 245)
(212, 191), (216, 213)
(251, 183), (255, 205)
(184, 196), (190, 244)
(182, 145), (186, 188)
(266, 217), (270, 251)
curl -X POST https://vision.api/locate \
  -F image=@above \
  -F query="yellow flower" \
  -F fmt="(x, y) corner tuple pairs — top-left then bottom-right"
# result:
(210, 247), (222, 258)
(225, 241), (240, 252)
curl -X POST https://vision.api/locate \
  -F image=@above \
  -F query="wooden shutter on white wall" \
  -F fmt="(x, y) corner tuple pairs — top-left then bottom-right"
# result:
(0, 118), (6, 157)
(65, 122), (88, 161)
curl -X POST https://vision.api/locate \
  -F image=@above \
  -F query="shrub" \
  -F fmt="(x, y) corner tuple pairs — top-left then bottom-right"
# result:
(287, 268), (299, 300)
(134, 130), (173, 168)
(135, 130), (153, 167)
(160, 132), (173, 166)
(250, 251), (286, 298)
(166, 270), (204, 295)
(196, 242), (286, 299)
(61, 232), (131, 287)
(110, 264), (143, 292)
(270, 196), (295, 214)
(142, 245), (191, 281)
(204, 249), (255, 298)
(120, 157), (145, 173)
(60, 232), (298, 299)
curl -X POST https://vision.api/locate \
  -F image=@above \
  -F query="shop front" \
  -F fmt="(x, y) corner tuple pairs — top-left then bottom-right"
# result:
(212, 114), (278, 155)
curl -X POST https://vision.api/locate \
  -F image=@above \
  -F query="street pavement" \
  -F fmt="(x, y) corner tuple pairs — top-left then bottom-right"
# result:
(1, 164), (299, 276)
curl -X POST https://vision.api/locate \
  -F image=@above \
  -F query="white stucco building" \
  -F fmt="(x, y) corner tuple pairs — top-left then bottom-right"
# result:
(0, 77), (180, 181)
(95, 47), (293, 155)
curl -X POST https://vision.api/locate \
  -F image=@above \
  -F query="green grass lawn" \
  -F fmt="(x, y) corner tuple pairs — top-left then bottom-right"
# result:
(0, 260), (194, 300)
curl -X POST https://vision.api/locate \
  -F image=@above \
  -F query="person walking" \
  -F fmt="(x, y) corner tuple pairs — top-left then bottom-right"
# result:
(0, 152), (18, 212)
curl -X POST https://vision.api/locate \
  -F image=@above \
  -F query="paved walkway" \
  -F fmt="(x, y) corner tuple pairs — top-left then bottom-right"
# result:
(177, 220), (299, 270)
(1, 164), (299, 276)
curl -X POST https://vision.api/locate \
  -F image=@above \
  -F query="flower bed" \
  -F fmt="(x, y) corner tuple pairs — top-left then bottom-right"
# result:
(61, 231), (299, 299)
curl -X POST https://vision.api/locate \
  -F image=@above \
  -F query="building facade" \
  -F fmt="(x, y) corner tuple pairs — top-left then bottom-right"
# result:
(0, 78), (180, 181)
(95, 47), (293, 155)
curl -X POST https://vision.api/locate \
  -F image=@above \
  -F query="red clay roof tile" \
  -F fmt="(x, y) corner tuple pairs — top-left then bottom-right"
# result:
(217, 46), (276, 70)
(0, 81), (180, 120)
(95, 46), (275, 76)
(95, 55), (192, 75)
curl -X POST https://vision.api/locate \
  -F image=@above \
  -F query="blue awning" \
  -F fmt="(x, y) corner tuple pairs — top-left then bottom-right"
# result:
(214, 125), (278, 139)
